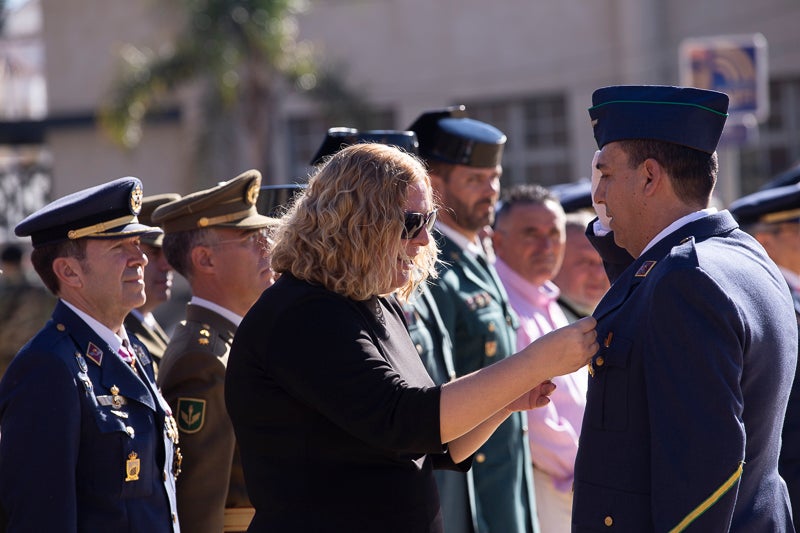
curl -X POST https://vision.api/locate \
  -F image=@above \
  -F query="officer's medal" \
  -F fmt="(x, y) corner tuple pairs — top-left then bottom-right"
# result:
(125, 451), (140, 482)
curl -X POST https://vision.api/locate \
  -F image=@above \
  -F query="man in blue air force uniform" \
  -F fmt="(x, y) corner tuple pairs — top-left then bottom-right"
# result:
(0, 178), (181, 532)
(410, 107), (537, 533)
(572, 85), (797, 532)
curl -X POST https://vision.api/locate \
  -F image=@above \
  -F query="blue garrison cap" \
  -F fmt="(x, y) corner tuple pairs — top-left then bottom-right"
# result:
(758, 163), (800, 191)
(310, 127), (418, 166)
(15, 177), (161, 248)
(729, 183), (800, 226)
(550, 180), (593, 213)
(589, 85), (729, 154)
(408, 106), (506, 168)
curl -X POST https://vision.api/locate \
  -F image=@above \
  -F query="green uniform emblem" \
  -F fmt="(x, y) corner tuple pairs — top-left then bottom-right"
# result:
(177, 397), (206, 434)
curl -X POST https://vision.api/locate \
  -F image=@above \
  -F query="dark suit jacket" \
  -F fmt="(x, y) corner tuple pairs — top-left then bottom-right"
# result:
(227, 273), (465, 533)
(125, 312), (170, 375)
(157, 303), (249, 533)
(573, 211), (797, 532)
(0, 301), (179, 532)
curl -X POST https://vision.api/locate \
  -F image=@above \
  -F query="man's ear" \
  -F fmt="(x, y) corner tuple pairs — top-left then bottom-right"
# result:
(641, 158), (666, 196)
(53, 257), (84, 289)
(191, 245), (216, 274)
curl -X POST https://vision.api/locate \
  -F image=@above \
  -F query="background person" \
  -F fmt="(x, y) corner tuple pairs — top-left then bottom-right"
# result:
(124, 193), (181, 375)
(152, 170), (277, 533)
(552, 211), (609, 322)
(409, 106), (538, 533)
(492, 184), (587, 532)
(0, 243), (56, 377)
(225, 143), (597, 533)
(0, 177), (180, 532)
(572, 85), (797, 531)
(728, 183), (800, 526)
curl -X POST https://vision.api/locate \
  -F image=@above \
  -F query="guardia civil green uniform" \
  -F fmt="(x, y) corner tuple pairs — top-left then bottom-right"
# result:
(410, 108), (538, 533)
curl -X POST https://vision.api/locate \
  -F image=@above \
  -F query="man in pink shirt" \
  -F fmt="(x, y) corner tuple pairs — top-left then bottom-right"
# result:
(492, 184), (588, 532)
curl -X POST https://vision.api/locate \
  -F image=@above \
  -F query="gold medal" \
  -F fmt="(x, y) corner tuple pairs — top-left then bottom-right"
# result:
(125, 452), (140, 482)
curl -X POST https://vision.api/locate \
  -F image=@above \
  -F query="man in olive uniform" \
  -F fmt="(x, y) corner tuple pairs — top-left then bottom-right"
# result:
(124, 193), (181, 375)
(153, 171), (277, 533)
(729, 183), (800, 526)
(0, 177), (181, 531)
(410, 107), (538, 533)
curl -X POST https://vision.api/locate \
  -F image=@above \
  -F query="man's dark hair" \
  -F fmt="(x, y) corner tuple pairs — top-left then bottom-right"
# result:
(495, 183), (559, 227)
(618, 139), (717, 207)
(30, 240), (87, 295)
(162, 228), (214, 280)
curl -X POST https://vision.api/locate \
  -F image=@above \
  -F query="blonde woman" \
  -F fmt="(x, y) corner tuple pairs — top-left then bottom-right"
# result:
(226, 143), (597, 533)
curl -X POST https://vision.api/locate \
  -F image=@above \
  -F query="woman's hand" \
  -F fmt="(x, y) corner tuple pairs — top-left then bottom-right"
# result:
(505, 380), (556, 413)
(523, 316), (598, 379)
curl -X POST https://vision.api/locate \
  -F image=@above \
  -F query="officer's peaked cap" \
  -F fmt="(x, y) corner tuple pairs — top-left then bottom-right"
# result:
(550, 180), (593, 213)
(408, 105), (506, 168)
(152, 170), (278, 234)
(15, 176), (162, 248)
(729, 183), (800, 226)
(589, 85), (729, 154)
(138, 193), (181, 247)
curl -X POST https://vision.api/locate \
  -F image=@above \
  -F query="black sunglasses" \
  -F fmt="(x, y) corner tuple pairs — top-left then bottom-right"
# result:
(402, 210), (437, 239)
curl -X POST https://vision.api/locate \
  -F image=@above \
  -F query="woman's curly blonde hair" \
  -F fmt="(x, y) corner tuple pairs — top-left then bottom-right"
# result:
(270, 143), (439, 301)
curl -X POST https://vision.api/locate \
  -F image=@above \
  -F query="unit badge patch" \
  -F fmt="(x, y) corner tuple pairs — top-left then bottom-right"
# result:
(634, 260), (657, 278)
(177, 397), (206, 434)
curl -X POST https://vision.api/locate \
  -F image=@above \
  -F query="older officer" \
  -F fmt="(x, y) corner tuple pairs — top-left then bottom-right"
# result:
(410, 107), (538, 533)
(152, 171), (276, 533)
(729, 183), (800, 526)
(124, 193), (181, 375)
(0, 177), (181, 532)
(573, 85), (797, 531)
(312, 127), (478, 533)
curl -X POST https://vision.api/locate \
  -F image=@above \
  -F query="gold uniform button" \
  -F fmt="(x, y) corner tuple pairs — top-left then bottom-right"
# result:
(604, 515), (613, 527)
(415, 343), (424, 355)
(163, 471), (168, 482)
(172, 513), (177, 522)
(56, 323), (66, 332)
(475, 453), (486, 463)
(595, 356), (605, 367)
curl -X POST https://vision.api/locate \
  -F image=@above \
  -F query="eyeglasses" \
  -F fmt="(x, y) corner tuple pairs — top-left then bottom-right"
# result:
(213, 228), (273, 251)
(402, 210), (437, 240)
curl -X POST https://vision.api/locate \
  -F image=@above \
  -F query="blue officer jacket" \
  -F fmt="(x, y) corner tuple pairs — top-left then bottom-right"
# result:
(0, 301), (180, 532)
(573, 211), (797, 532)
(428, 232), (538, 533)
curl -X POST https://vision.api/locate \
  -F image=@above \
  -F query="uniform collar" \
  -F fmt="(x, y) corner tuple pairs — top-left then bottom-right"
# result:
(435, 220), (485, 258)
(60, 298), (129, 353)
(189, 296), (243, 326)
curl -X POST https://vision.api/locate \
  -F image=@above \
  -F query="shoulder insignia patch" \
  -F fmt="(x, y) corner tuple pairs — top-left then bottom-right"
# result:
(634, 260), (657, 278)
(86, 342), (104, 366)
(177, 397), (206, 434)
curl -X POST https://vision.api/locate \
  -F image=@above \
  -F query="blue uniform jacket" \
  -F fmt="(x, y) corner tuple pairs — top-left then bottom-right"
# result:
(573, 211), (797, 532)
(0, 301), (180, 532)
(428, 232), (538, 533)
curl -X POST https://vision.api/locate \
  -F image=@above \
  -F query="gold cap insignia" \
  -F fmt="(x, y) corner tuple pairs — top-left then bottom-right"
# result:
(130, 184), (144, 215)
(246, 180), (259, 206)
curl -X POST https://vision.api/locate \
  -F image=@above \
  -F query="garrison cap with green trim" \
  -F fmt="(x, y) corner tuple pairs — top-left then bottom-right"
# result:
(152, 170), (278, 233)
(138, 193), (181, 247)
(728, 183), (800, 227)
(310, 127), (419, 166)
(14, 176), (162, 248)
(589, 85), (730, 154)
(408, 105), (506, 168)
